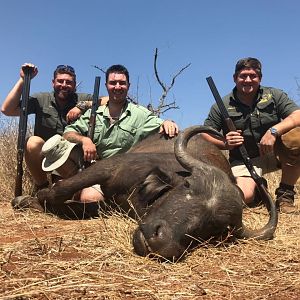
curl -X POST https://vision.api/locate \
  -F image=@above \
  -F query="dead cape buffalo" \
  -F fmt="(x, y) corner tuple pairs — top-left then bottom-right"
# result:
(15, 125), (278, 260)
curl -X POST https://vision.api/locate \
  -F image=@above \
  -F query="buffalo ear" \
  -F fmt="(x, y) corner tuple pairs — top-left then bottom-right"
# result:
(138, 167), (172, 206)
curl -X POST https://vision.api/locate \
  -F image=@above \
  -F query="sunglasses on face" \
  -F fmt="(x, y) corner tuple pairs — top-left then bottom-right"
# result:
(55, 65), (75, 74)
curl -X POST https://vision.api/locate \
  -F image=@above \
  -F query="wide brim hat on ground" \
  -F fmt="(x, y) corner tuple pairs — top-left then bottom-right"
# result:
(42, 134), (77, 172)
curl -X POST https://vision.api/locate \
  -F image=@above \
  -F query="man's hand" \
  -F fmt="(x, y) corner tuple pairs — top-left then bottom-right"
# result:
(81, 136), (98, 162)
(66, 107), (82, 123)
(258, 130), (276, 156)
(20, 63), (38, 80)
(63, 132), (98, 162)
(225, 130), (244, 150)
(159, 120), (179, 137)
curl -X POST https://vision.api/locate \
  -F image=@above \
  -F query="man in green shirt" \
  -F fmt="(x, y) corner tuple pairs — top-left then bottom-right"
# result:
(203, 57), (300, 213)
(1, 63), (107, 195)
(41, 64), (179, 203)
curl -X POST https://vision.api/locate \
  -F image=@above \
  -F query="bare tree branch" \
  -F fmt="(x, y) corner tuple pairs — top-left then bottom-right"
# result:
(154, 48), (167, 93)
(92, 65), (106, 74)
(91, 51), (190, 115)
(151, 48), (191, 116)
(136, 76), (140, 104)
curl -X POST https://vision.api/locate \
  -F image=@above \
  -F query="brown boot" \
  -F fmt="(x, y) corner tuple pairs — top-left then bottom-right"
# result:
(11, 196), (45, 212)
(275, 188), (297, 214)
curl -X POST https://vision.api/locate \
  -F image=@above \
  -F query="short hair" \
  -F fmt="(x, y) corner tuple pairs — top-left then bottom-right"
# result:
(53, 65), (76, 82)
(234, 57), (262, 78)
(105, 64), (130, 83)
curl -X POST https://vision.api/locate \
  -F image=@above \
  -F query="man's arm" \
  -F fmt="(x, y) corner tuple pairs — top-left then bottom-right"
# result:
(66, 96), (109, 123)
(202, 102), (231, 149)
(259, 109), (300, 156)
(200, 132), (228, 150)
(1, 63), (38, 116)
(268, 109), (300, 137)
(63, 131), (97, 162)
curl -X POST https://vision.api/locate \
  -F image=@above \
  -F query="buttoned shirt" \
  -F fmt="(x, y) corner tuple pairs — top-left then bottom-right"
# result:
(64, 100), (164, 158)
(27, 92), (93, 141)
(204, 86), (299, 162)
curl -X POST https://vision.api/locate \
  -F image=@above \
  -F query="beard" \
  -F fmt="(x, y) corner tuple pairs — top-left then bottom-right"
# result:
(54, 88), (75, 102)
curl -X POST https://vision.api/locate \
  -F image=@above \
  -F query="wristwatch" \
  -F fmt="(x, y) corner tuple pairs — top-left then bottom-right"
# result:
(269, 127), (279, 137)
(75, 100), (89, 112)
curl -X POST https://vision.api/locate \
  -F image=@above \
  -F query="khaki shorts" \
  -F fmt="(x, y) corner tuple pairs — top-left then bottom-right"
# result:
(232, 127), (300, 177)
(91, 184), (104, 195)
(231, 153), (279, 177)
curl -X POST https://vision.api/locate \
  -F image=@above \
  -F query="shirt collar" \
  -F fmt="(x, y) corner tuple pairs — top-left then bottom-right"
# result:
(231, 86), (263, 106)
(51, 92), (78, 110)
(100, 99), (131, 118)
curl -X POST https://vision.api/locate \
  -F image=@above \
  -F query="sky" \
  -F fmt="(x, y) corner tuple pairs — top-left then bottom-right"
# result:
(0, 0), (300, 129)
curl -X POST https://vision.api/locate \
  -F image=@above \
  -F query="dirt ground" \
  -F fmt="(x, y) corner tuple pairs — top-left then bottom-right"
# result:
(0, 124), (299, 299)
(0, 183), (299, 300)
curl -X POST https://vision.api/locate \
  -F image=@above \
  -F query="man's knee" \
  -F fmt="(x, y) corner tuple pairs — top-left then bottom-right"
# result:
(236, 176), (257, 204)
(275, 127), (300, 166)
(80, 186), (104, 203)
(26, 136), (45, 153)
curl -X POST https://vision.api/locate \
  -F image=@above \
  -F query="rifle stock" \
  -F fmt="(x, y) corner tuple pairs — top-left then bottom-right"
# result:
(206, 76), (270, 203)
(15, 67), (34, 197)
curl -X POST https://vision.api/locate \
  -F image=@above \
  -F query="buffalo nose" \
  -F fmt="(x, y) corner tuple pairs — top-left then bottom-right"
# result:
(140, 219), (172, 248)
(132, 219), (171, 256)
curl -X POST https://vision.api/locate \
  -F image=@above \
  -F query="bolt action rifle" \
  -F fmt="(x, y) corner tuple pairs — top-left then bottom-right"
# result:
(87, 76), (101, 140)
(15, 66), (34, 197)
(206, 76), (276, 212)
(80, 76), (101, 170)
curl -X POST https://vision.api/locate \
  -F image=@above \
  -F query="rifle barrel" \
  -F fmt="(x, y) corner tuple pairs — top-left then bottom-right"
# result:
(87, 76), (101, 140)
(15, 67), (33, 197)
(206, 76), (231, 119)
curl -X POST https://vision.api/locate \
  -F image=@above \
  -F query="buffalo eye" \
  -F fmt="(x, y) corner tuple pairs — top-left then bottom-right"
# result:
(184, 179), (190, 188)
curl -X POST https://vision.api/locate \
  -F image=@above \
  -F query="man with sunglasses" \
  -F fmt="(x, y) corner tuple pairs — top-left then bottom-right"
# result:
(1, 63), (107, 194)
(202, 57), (300, 214)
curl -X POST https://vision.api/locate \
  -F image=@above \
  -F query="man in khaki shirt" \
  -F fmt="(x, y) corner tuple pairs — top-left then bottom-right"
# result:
(1, 64), (95, 192)
(41, 64), (179, 203)
(203, 57), (300, 214)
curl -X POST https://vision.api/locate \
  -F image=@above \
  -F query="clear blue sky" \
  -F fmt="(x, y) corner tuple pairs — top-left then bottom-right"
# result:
(1, 0), (299, 129)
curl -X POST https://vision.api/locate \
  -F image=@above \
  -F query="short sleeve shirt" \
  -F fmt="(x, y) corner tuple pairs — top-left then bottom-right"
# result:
(64, 101), (164, 158)
(27, 92), (93, 141)
(204, 86), (300, 161)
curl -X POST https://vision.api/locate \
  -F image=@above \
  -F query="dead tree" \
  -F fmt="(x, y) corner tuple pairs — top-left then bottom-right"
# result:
(148, 48), (191, 116)
(92, 49), (191, 115)
(295, 77), (300, 103)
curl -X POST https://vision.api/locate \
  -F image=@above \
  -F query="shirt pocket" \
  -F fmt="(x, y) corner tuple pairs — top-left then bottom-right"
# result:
(256, 100), (279, 128)
(118, 123), (137, 148)
(228, 110), (245, 131)
(41, 108), (58, 129)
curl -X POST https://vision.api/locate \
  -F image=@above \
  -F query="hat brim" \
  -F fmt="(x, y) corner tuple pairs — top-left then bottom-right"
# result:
(42, 142), (77, 172)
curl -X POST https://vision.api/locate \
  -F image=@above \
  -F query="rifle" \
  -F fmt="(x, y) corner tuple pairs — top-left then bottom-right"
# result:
(206, 76), (273, 209)
(87, 76), (101, 140)
(79, 76), (101, 170)
(15, 66), (34, 197)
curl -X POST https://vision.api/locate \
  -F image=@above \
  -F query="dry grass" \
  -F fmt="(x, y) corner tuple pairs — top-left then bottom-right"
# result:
(0, 117), (299, 299)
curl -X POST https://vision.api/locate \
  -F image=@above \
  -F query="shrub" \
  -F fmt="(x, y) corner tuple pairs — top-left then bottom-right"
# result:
(0, 116), (33, 201)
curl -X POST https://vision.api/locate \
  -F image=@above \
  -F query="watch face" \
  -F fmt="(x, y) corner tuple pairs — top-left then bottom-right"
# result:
(270, 127), (278, 136)
(76, 101), (86, 111)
